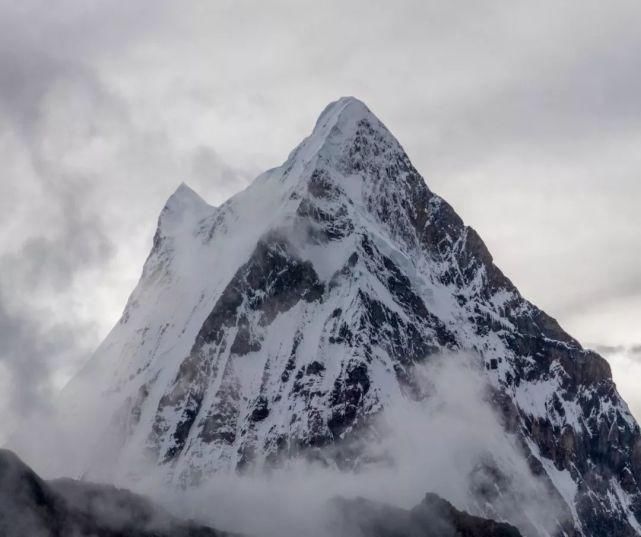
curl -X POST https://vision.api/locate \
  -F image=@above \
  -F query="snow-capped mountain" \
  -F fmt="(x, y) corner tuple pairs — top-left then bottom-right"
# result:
(23, 98), (641, 536)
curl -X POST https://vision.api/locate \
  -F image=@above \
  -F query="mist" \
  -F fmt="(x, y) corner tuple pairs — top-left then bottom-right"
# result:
(1, 1), (640, 446)
(6, 352), (563, 536)
(113, 354), (566, 537)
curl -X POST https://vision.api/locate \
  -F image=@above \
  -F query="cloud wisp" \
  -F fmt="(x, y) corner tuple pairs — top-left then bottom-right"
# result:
(131, 355), (567, 537)
(0, 0), (639, 444)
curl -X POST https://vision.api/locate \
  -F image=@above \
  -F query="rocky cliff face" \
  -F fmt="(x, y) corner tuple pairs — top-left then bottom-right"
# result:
(24, 97), (641, 536)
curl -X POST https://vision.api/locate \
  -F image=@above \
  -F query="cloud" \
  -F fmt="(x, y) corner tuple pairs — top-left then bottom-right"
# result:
(593, 344), (641, 360)
(0, 292), (94, 441)
(592, 344), (641, 421)
(132, 355), (566, 537)
(0, 1), (251, 441)
(0, 0), (639, 444)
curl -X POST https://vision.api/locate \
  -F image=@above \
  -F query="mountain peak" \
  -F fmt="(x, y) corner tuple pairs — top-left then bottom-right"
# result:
(166, 182), (207, 208)
(310, 96), (386, 150)
(157, 182), (211, 235)
(283, 96), (403, 183)
(313, 96), (373, 131)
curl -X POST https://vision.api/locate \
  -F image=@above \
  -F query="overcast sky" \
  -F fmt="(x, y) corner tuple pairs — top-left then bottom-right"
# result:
(0, 0), (640, 439)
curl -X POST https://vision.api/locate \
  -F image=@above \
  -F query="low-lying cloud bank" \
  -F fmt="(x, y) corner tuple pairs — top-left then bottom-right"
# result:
(122, 355), (564, 537)
(5, 351), (570, 537)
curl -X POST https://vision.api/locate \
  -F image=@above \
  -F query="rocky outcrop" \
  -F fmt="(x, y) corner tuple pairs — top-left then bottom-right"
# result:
(332, 493), (523, 537)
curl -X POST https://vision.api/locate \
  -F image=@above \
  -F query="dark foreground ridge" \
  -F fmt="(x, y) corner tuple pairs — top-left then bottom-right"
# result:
(0, 449), (227, 537)
(0, 448), (523, 537)
(333, 493), (523, 537)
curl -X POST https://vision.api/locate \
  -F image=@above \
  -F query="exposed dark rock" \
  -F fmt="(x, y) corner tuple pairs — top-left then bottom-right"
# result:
(332, 493), (522, 537)
(250, 396), (270, 422)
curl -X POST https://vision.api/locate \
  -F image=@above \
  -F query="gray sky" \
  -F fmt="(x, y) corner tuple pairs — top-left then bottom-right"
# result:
(1, 0), (640, 439)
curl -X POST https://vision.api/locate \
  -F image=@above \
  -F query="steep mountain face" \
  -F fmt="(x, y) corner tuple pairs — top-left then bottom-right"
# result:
(28, 98), (641, 535)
